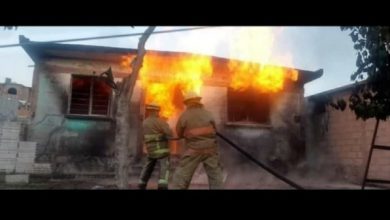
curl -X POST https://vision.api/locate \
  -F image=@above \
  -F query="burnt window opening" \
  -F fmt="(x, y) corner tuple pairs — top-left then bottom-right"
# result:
(7, 87), (17, 95)
(69, 75), (111, 116)
(227, 87), (271, 124)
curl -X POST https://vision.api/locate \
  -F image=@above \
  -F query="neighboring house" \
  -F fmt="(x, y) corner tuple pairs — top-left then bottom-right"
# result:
(305, 83), (390, 184)
(0, 79), (38, 181)
(0, 78), (32, 121)
(20, 35), (322, 175)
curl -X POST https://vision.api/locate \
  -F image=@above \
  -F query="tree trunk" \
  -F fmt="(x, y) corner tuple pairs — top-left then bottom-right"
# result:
(114, 26), (156, 189)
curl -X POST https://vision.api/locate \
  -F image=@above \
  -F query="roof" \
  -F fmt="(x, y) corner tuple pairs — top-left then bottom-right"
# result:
(307, 80), (367, 100)
(0, 82), (31, 89)
(19, 35), (323, 85)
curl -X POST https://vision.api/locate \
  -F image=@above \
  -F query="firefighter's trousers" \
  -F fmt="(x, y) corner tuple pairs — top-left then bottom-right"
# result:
(172, 151), (223, 189)
(139, 156), (170, 188)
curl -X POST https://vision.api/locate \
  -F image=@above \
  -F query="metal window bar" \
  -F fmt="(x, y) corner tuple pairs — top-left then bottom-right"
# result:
(69, 75), (111, 117)
(88, 77), (94, 115)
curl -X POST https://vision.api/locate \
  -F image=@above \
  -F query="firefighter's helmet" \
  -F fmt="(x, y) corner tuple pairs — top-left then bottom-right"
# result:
(146, 102), (160, 111)
(183, 91), (202, 103)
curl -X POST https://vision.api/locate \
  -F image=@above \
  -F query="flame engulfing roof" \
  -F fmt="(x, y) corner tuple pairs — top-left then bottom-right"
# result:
(20, 35), (323, 86)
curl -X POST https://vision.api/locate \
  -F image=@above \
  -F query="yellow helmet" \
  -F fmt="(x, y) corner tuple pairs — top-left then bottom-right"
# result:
(183, 91), (202, 103)
(145, 102), (160, 111)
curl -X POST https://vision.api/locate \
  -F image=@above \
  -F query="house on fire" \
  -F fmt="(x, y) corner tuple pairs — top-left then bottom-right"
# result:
(20, 35), (322, 175)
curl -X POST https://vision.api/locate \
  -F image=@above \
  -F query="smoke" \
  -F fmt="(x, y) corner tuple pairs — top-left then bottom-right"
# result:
(211, 138), (292, 189)
(223, 162), (291, 189)
(294, 99), (352, 186)
(147, 27), (292, 66)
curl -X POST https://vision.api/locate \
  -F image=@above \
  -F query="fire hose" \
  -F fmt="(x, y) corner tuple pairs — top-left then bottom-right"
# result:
(216, 132), (304, 190)
(167, 133), (304, 189)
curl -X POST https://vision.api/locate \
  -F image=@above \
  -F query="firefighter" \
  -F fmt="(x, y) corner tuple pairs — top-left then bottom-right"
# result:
(138, 102), (173, 190)
(172, 91), (224, 189)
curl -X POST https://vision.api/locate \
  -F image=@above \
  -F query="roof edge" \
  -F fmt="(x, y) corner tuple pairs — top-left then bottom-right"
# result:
(19, 35), (323, 85)
(307, 80), (367, 99)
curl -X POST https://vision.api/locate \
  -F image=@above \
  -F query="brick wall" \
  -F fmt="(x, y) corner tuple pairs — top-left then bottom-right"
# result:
(306, 91), (390, 183)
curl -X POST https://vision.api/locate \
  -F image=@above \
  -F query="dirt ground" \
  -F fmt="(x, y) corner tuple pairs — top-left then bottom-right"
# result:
(0, 173), (387, 190)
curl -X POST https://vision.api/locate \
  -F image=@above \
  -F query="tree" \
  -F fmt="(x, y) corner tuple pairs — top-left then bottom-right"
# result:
(114, 26), (156, 189)
(333, 26), (390, 121)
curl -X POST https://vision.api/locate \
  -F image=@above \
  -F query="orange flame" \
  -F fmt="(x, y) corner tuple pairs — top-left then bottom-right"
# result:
(121, 53), (212, 118)
(229, 62), (298, 93)
(228, 27), (298, 93)
(120, 55), (134, 68)
(120, 27), (299, 117)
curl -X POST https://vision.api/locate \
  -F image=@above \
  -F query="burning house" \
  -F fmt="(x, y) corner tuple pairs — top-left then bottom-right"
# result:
(19, 35), (322, 179)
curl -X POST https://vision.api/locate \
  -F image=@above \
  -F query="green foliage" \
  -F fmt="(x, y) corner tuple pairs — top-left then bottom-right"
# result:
(332, 26), (390, 121)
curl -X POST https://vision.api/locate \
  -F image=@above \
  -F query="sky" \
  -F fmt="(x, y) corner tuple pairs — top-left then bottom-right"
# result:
(0, 26), (357, 96)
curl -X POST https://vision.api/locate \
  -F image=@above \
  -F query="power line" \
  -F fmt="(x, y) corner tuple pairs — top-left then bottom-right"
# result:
(0, 26), (220, 49)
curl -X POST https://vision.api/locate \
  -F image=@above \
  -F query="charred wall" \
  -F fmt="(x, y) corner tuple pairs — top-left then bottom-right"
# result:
(27, 61), (119, 174)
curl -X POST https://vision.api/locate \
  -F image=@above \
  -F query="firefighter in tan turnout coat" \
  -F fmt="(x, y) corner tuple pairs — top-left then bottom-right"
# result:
(172, 91), (224, 189)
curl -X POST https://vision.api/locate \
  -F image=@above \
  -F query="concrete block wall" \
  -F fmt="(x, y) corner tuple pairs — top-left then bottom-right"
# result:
(15, 141), (37, 174)
(0, 122), (20, 173)
(0, 122), (52, 183)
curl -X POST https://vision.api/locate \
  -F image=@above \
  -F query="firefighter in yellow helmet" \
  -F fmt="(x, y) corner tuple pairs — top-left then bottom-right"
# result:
(138, 102), (173, 190)
(172, 91), (224, 189)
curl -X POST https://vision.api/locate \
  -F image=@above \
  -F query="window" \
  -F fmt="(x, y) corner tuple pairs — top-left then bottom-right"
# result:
(7, 87), (17, 95)
(69, 75), (112, 116)
(227, 87), (270, 124)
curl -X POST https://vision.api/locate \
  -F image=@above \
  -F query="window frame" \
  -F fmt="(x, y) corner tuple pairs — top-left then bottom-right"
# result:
(226, 87), (272, 127)
(67, 74), (113, 119)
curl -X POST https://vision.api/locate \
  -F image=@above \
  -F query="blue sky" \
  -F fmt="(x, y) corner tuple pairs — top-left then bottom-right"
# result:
(0, 26), (357, 96)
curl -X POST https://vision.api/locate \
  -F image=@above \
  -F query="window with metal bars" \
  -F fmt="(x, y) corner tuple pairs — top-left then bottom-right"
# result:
(227, 87), (270, 124)
(69, 75), (112, 116)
